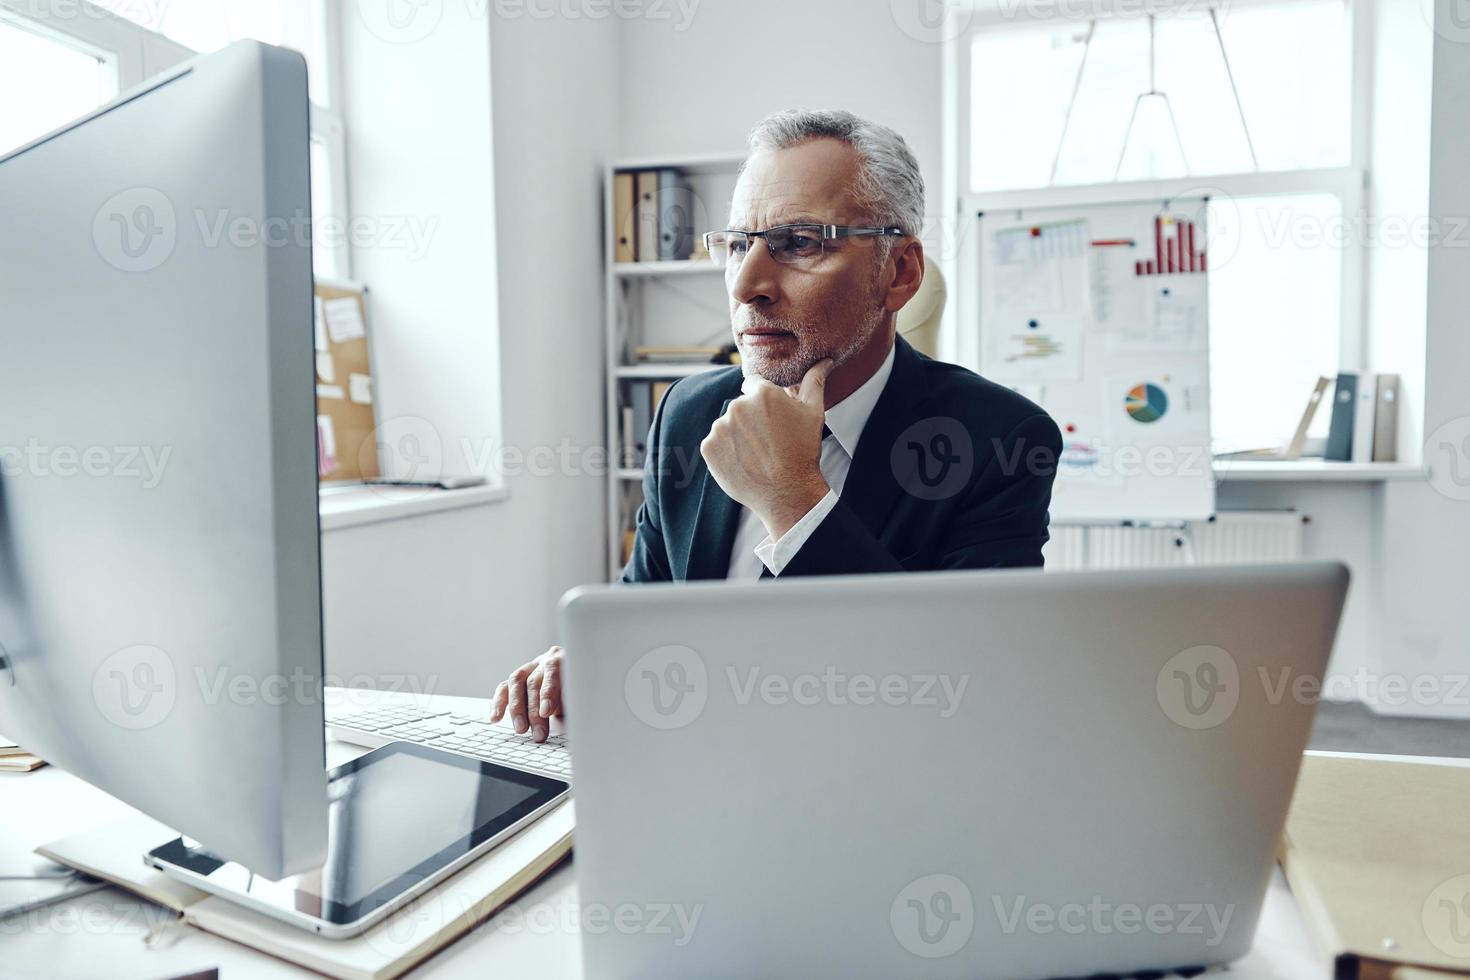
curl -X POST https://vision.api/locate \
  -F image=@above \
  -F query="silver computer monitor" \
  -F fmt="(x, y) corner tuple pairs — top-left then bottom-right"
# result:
(0, 40), (325, 879)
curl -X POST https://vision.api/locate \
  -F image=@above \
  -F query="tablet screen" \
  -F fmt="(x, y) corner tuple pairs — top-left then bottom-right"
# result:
(149, 742), (568, 925)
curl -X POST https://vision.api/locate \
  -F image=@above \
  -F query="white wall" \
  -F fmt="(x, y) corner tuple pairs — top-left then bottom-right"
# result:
(1369, 0), (1470, 720)
(1364, 0), (1431, 461)
(617, 0), (946, 247)
(325, 5), (617, 694)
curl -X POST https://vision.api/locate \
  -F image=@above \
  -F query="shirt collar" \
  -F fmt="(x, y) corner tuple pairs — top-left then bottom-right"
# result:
(823, 341), (896, 458)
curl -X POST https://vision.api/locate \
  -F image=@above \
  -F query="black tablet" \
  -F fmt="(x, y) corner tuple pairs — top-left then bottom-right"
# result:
(147, 741), (569, 937)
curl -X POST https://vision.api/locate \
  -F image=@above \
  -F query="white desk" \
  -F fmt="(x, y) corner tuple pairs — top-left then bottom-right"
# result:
(0, 690), (1443, 979)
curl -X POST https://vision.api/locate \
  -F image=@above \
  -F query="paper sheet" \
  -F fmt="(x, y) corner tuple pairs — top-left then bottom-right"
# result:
(1103, 369), (1211, 452)
(317, 384), (344, 401)
(1090, 243), (1147, 333)
(985, 313), (1085, 382)
(316, 351), (335, 383)
(313, 296), (327, 352)
(323, 296), (366, 344)
(349, 373), (373, 405)
(1110, 279), (1207, 353)
(989, 219), (1090, 317)
(317, 415), (337, 477)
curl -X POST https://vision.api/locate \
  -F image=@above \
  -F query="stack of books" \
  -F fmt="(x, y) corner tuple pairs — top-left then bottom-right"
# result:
(0, 734), (45, 772)
(621, 380), (675, 469)
(1323, 371), (1400, 463)
(1220, 372), (1401, 463)
(612, 168), (704, 263)
(632, 344), (723, 364)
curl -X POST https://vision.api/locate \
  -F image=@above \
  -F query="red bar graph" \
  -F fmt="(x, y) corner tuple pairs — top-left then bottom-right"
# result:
(1135, 214), (1206, 277)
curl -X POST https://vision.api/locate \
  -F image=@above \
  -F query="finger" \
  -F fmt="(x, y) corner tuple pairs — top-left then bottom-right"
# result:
(506, 669), (530, 733)
(525, 668), (548, 741)
(740, 375), (779, 397)
(489, 681), (508, 722)
(540, 657), (562, 718)
(797, 358), (835, 406)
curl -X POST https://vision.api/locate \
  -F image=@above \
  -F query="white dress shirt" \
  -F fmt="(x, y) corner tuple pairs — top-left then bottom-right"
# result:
(725, 343), (897, 579)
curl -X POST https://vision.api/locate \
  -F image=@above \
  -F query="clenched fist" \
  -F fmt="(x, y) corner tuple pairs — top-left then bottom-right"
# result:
(700, 358), (835, 540)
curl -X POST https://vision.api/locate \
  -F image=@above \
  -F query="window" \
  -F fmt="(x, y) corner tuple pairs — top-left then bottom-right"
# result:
(969, 1), (1351, 191)
(959, 0), (1361, 455)
(0, 17), (116, 156)
(88, 0), (334, 106)
(88, 0), (348, 278)
(1207, 194), (1342, 452)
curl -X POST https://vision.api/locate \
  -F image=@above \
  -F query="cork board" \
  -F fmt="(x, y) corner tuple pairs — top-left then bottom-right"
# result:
(313, 280), (380, 485)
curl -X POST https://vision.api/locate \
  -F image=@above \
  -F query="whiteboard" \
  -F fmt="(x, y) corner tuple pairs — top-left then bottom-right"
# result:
(978, 199), (1215, 524)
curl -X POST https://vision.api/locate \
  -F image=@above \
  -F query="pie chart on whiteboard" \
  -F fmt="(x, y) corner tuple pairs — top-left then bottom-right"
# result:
(1125, 382), (1169, 423)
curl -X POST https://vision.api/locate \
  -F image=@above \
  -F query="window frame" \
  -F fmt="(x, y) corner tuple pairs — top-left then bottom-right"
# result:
(1, 0), (352, 279)
(946, 0), (1372, 397)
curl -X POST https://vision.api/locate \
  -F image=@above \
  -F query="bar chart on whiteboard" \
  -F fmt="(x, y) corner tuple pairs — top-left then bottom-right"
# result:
(977, 200), (1214, 524)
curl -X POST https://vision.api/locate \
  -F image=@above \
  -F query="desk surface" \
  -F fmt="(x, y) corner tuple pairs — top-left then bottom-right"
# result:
(1, 690), (1456, 979)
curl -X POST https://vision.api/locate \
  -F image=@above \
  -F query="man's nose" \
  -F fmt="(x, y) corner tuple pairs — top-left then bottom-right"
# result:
(728, 237), (781, 307)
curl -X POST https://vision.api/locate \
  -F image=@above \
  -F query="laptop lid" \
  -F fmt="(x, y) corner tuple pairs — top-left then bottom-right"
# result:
(560, 561), (1348, 980)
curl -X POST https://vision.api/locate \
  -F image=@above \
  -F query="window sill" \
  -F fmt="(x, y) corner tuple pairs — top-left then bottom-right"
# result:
(319, 483), (509, 532)
(1213, 461), (1426, 483)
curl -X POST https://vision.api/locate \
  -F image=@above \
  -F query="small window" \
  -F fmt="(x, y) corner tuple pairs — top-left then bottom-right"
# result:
(0, 19), (115, 156)
(87, 0), (348, 278)
(88, 0), (333, 106)
(969, 0), (1351, 191)
(310, 136), (342, 280)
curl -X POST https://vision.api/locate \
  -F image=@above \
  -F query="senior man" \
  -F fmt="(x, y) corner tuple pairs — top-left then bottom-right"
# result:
(493, 108), (1062, 740)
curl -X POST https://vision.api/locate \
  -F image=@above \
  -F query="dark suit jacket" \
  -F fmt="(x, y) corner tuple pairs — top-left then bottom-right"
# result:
(620, 336), (1062, 582)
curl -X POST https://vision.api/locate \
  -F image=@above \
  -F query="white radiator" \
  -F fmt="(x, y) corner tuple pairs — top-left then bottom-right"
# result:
(1043, 511), (1306, 571)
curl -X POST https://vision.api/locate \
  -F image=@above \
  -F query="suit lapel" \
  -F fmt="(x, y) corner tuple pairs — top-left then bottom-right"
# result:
(836, 336), (928, 540)
(680, 338), (929, 580)
(683, 395), (745, 581)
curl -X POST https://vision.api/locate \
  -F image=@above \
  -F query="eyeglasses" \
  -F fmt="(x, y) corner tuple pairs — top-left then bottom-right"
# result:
(703, 223), (906, 269)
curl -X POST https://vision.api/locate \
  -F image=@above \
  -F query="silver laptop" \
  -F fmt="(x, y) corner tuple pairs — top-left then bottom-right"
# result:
(559, 561), (1348, 980)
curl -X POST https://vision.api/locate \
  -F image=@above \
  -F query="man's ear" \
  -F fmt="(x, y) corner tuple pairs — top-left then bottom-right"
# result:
(883, 237), (925, 314)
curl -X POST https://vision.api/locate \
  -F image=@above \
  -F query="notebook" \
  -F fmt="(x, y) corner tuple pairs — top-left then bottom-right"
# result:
(1281, 755), (1470, 978)
(36, 802), (575, 980)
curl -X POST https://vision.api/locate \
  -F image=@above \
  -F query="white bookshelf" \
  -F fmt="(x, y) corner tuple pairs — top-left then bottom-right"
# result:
(603, 153), (745, 580)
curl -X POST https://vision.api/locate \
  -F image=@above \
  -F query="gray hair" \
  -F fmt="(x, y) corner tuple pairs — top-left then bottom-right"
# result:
(744, 109), (925, 238)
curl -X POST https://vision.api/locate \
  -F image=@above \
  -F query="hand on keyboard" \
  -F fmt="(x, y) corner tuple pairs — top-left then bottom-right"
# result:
(490, 645), (564, 743)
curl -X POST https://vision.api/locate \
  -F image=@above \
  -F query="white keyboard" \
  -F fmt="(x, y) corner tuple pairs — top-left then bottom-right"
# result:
(326, 703), (571, 780)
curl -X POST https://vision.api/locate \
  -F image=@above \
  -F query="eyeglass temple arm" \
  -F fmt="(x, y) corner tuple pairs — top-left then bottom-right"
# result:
(825, 226), (906, 239)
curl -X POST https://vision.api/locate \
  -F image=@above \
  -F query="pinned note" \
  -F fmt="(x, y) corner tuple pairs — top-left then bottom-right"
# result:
(349, 373), (373, 405)
(316, 351), (336, 383)
(317, 415), (337, 477)
(313, 297), (327, 352)
(323, 296), (365, 343)
(317, 384), (345, 400)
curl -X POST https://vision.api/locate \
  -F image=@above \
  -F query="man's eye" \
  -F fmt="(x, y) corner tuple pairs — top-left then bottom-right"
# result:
(779, 233), (822, 255)
(728, 237), (751, 255)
